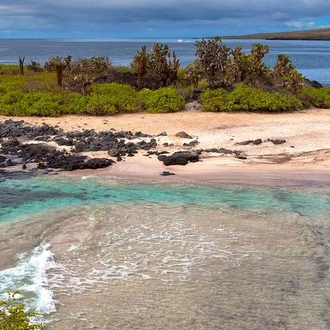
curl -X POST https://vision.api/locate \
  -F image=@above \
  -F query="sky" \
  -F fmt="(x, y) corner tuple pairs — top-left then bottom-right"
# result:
(0, 0), (330, 39)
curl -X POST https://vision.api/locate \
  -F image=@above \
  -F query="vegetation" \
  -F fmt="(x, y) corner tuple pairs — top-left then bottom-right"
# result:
(131, 43), (180, 89)
(220, 27), (330, 40)
(0, 291), (43, 330)
(85, 83), (140, 115)
(200, 84), (302, 112)
(139, 87), (185, 113)
(0, 38), (329, 117)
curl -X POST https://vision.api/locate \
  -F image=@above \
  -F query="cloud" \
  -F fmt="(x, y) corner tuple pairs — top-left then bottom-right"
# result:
(285, 21), (316, 29)
(1, 0), (330, 38)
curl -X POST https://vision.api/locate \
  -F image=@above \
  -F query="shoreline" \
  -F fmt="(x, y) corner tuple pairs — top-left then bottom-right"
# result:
(1, 108), (330, 188)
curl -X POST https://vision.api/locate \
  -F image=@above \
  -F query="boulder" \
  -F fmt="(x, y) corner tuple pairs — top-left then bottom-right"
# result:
(175, 131), (193, 139)
(158, 151), (200, 166)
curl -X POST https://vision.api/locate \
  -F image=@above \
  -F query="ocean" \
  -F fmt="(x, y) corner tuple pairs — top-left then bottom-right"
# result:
(1, 174), (330, 329)
(1, 38), (330, 329)
(0, 38), (330, 85)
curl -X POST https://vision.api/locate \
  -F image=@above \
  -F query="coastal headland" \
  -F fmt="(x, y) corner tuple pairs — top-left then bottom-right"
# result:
(1, 108), (329, 187)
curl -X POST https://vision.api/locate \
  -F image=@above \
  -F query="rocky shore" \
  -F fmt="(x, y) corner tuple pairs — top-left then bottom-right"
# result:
(1, 108), (330, 184)
(0, 119), (245, 179)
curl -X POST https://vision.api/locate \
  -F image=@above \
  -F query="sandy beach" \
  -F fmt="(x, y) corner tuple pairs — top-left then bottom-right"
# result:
(1, 108), (330, 186)
(2, 109), (330, 330)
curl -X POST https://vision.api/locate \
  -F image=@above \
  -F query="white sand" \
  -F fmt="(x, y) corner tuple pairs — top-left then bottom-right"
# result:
(2, 108), (330, 186)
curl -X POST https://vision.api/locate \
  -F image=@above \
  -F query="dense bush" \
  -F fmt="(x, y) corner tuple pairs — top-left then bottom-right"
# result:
(298, 87), (330, 108)
(0, 91), (63, 116)
(62, 92), (88, 115)
(139, 87), (185, 113)
(85, 83), (140, 115)
(200, 88), (230, 111)
(201, 85), (303, 112)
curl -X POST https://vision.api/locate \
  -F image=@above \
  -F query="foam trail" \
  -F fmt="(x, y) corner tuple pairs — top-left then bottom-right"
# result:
(0, 241), (56, 314)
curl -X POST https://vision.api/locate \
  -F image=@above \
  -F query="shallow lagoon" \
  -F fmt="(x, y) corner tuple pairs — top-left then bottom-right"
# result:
(1, 175), (330, 329)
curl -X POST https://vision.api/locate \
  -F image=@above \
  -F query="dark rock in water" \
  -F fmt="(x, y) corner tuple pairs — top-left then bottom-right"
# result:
(175, 131), (193, 139)
(160, 171), (175, 176)
(158, 151), (200, 166)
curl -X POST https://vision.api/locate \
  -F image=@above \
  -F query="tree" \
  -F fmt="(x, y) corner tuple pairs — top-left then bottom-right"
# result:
(247, 43), (270, 87)
(226, 46), (250, 84)
(44, 56), (72, 87)
(131, 43), (180, 89)
(226, 44), (270, 87)
(0, 291), (43, 330)
(19, 57), (25, 75)
(133, 45), (148, 90)
(195, 37), (230, 88)
(65, 56), (112, 95)
(273, 54), (305, 93)
(184, 60), (202, 89)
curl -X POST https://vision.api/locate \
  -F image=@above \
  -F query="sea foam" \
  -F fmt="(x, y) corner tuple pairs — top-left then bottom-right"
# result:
(0, 241), (56, 314)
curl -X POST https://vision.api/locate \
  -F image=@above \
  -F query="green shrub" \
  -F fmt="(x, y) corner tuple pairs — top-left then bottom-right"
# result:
(24, 93), (64, 116)
(138, 87), (185, 113)
(200, 88), (230, 111)
(0, 291), (43, 329)
(0, 92), (64, 116)
(62, 92), (88, 115)
(298, 87), (330, 108)
(85, 83), (140, 115)
(201, 84), (302, 112)
(0, 91), (26, 115)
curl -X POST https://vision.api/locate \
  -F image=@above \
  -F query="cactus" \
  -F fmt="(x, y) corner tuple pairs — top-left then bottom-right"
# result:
(19, 57), (25, 75)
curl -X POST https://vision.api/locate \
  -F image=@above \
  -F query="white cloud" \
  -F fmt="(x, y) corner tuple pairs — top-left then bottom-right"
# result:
(285, 21), (316, 29)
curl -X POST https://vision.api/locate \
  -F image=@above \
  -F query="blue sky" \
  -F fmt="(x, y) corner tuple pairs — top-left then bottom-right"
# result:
(1, 0), (330, 39)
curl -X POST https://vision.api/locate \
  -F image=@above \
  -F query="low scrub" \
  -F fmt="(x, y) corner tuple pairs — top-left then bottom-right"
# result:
(298, 87), (330, 108)
(0, 91), (64, 116)
(139, 87), (185, 113)
(85, 83), (140, 115)
(201, 84), (303, 112)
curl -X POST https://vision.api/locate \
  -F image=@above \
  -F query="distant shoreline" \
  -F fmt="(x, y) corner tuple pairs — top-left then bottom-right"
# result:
(218, 27), (330, 41)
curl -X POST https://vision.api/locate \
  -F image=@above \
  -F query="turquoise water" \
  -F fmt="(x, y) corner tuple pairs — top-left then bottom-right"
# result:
(1, 175), (330, 222)
(1, 175), (330, 329)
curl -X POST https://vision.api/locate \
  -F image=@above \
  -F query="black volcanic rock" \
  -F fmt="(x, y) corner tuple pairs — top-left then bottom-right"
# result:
(158, 151), (200, 166)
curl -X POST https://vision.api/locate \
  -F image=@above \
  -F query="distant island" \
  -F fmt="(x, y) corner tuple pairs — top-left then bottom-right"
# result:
(219, 27), (330, 40)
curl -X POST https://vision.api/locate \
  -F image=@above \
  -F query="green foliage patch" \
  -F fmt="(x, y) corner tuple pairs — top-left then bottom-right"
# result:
(139, 87), (185, 113)
(0, 91), (64, 116)
(201, 84), (303, 112)
(0, 291), (43, 330)
(298, 87), (330, 108)
(85, 83), (140, 115)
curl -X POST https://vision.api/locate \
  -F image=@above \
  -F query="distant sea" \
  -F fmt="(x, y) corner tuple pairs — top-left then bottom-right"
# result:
(0, 38), (330, 85)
